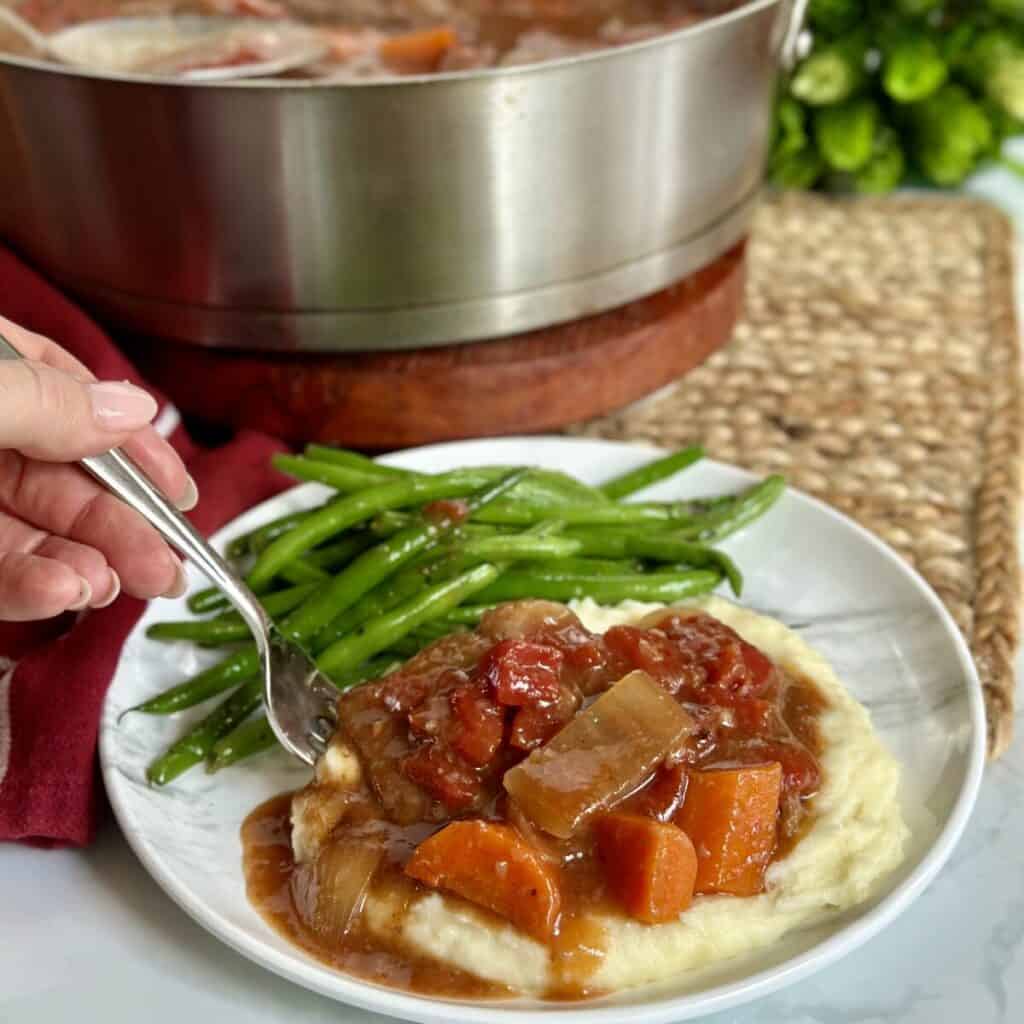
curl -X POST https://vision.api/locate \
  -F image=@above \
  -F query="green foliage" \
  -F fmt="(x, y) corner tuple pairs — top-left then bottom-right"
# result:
(772, 2), (1024, 192)
(807, 0), (864, 38)
(815, 98), (880, 171)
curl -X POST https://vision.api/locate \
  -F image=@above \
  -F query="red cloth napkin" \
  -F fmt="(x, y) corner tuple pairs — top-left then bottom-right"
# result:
(0, 247), (291, 846)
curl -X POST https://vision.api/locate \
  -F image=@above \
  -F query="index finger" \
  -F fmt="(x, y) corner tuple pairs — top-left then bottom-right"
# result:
(0, 316), (195, 510)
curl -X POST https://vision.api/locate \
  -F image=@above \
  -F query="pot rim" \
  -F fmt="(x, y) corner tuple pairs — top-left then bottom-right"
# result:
(0, 0), (784, 90)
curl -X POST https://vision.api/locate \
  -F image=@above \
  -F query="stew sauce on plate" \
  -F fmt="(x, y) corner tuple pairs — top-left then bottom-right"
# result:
(243, 600), (825, 1000)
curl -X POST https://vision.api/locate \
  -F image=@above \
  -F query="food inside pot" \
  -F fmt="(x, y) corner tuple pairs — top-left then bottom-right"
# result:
(243, 599), (828, 999)
(7, 0), (750, 77)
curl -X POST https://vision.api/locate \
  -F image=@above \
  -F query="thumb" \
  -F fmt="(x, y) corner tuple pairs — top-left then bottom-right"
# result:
(0, 359), (159, 460)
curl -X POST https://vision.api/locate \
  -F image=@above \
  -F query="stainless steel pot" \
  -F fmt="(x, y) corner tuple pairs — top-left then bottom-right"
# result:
(0, 0), (805, 352)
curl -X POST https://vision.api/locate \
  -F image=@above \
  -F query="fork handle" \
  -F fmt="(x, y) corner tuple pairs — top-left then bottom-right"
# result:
(0, 332), (268, 638)
(82, 448), (268, 636)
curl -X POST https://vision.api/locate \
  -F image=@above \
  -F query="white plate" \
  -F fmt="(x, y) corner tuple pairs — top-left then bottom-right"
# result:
(99, 437), (986, 1024)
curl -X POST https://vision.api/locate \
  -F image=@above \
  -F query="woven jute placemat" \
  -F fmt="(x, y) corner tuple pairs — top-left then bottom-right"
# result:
(571, 193), (1022, 759)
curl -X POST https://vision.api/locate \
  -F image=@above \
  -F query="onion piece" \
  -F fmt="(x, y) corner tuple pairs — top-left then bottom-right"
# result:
(292, 835), (383, 943)
(503, 670), (694, 839)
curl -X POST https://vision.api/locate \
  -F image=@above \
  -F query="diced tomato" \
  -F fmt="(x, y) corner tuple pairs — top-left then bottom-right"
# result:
(561, 640), (606, 671)
(660, 614), (777, 700)
(481, 639), (564, 707)
(421, 498), (470, 525)
(730, 698), (777, 735)
(603, 625), (700, 696)
(708, 639), (775, 697)
(510, 704), (563, 751)
(507, 676), (581, 751)
(401, 746), (480, 811)
(449, 686), (504, 767)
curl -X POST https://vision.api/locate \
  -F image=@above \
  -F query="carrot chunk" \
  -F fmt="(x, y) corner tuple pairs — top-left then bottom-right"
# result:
(378, 26), (457, 73)
(593, 812), (697, 924)
(405, 821), (562, 941)
(674, 762), (782, 897)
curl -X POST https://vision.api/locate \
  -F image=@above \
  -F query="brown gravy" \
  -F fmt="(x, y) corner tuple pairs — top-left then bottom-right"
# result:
(243, 794), (509, 998)
(242, 603), (827, 1001)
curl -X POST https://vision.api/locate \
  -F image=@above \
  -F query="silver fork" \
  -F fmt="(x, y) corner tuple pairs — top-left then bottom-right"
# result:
(0, 333), (337, 765)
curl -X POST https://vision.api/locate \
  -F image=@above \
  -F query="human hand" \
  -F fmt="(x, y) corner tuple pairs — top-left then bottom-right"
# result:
(0, 316), (195, 621)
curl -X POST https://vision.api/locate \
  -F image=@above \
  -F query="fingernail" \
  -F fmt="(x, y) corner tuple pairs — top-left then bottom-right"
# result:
(90, 381), (159, 430)
(94, 569), (121, 609)
(176, 474), (199, 512)
(69, 576), (92, 611)
(163, 557), (188, 599)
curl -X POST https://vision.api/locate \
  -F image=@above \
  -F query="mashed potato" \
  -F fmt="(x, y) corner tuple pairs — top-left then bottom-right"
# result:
(293, 596), (908, 994)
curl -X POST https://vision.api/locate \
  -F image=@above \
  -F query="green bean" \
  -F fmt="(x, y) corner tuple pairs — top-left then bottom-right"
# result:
(187, 575), (280, 615)
(281, 469), (528, 642)
(519, 556), (643, 575)
(384, 637), (422, 659)
(318, 563), (504, 678)
(147, 621), (254, 646)
(276, 455), (606, 509)
(305, 532), (379, 570)
(682, 476), (785, 543)
(314, 516), (528, 648)
(472, 501), (697, 528)
(509, 527), (741, 596)
(148, 583), (320, 645)
(625, 537), (743, 596)
(412, 618), (467, 646)
(371, 510), (497, 537)
(322, 519), (564, 637)
(445, 534), (581, 563)
(272, 454), (387, 492)
(302, 449), (604, 506)
(369, 510), (414, 537)
(395, 519), (570, 585)
(304, 445), (414, 479)
(187, 586), (234, 615)
(520, 469), (608, 505)
(147, 678), (262, 785)
(599, 445), (704, 500)
(279, 559), (330, 586)
(206, 715), (277, 774)
(243, 498), (343, 557)
(315, 570), (433, 650)
(370, 513), (496, 539)
(557, 528), (639, 559)
(472, 569), (722, 605)
(441, 604), (495, 626)
(250, 467), (533, 588)
(192, 532), (375, 607)
(226, 506), (318, 559)
(132, 647), (261, 715)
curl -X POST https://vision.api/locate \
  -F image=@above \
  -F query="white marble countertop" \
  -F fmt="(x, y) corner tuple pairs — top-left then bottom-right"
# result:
(2, 174), (1023, 1024)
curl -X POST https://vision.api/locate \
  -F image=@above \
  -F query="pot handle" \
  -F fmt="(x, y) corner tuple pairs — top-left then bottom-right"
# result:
(778, 0), (810, 71)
